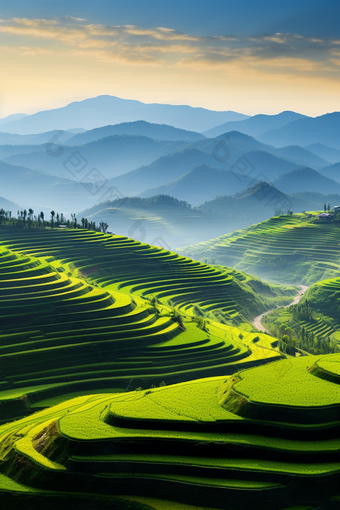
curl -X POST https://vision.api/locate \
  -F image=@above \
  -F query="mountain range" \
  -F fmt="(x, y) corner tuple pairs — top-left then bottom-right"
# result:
(203, 111), (308, 138)
(0, 95), (248, 134)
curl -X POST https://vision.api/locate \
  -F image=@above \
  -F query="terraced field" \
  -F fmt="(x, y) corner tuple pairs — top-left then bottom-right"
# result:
(182, 213), (340, 285)
(0, 227), (291, 418)
(0, 245), (286, 425)
(2, 355), (340, 509)
(0, 228), (295, 322)
(2, 226), (340, 508)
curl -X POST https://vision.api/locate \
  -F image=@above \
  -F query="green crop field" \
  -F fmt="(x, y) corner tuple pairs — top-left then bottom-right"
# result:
(3, 356), (340, 509)
(182, 212), (340, 285)
(0, 224), (339, 509)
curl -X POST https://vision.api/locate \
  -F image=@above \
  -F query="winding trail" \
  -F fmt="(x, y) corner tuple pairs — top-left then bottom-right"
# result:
(253, 284), (309, 333)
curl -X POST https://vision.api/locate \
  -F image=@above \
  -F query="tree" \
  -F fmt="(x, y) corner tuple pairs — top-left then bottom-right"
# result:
(71, 214), (77, 228)
(99, 221), (109, 233)
(28, 209), (34, 226)
(51, 210), (55, 228)
(328, 202), (331, 212)
(324, 203), (327, 212)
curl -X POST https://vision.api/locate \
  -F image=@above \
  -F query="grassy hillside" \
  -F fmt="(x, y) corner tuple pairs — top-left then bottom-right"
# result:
(0, 226), (293, 421)
(2, 354), (340, 508)
(182, 212), (340, 358)
(182, 212), (340, 285)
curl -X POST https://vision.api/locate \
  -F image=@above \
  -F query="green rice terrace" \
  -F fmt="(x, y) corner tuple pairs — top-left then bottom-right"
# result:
(182, 212), (340, 286)
(3, 355), (340, 509)
(0, 225), (339, 509)
(183, 212), (340, 359)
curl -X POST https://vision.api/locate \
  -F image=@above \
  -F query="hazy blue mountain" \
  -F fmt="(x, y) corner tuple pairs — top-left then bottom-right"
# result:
(0, 95), (249, 135)
(271, 145), (328, 169)
(110, 148), (215, 195)
(273, 167), (340, 195)
(196, 184), (340, 229)
(78, 194), (256, 249)
(0, 129), (76, 146)
(114, 149), (299, 198)
(67, 128), (87, 134)
(230, 150), (300, 180)
(197, 182), (307, 220)
(306, 143), (340, 164)
(78, 194), (232, 249)
(291, 191), (340, 209)
(0, 161), (97, 214)
(203, 111), (308, 138)
(106, 137), (317, 197)
(318, 162), (340, 183)
(0, 195), (20, 212)
(67, 121), (205, 145)
(140, 164), (260, 205)
(190, 131), (324, 170)
(259, 112), (340, 149)
(0, 113), (27, 126)
(2, 135), (188, 179)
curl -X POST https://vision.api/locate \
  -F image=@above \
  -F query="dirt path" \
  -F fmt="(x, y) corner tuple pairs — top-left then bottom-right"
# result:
(253, 284), (309, 333)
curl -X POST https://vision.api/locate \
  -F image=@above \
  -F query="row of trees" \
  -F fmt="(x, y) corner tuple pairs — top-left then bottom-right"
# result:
(262, 303), (340, 356)
(0, 208), (109, 233)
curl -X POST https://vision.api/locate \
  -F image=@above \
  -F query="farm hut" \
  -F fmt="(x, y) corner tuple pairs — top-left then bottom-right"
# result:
(318, 213), (331, 221)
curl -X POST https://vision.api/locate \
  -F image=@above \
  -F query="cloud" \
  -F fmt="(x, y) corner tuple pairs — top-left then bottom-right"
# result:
(0, 17), (340, 75)
(2, 46), (53, 56)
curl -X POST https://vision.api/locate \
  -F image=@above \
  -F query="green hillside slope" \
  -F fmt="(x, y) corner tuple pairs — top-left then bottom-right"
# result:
(182, 212), (340, 285)
(0, 227), (292, 424)
(2, 354), (340, 509)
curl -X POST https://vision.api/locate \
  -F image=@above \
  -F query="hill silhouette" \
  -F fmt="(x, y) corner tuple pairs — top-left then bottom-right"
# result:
(203, 111), (307, 138)
(67, 120), (205, 145)
(0, 95), (248, 134)
(260, 112), (340, 150)
(273, 167), (340, 195)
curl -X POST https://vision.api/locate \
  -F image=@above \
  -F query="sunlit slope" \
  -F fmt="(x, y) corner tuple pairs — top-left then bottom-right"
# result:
(3, 355), (340, 509)
(0, 241), (282, 424)
(0, 227), (295, 323)
(182, 213), (340, 284)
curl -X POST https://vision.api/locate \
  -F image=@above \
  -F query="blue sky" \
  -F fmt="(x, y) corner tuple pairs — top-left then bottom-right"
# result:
(2, 0), (339, 37)
(0, 1), (340, 116)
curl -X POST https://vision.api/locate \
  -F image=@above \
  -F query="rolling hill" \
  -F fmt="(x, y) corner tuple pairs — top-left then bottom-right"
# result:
(78, 185), (340, 249)
(2, 224), (340, 508)
(78, 194), (246, 248)
(259, 112), (340, 150)
(318, 162), (340, 183)
(0, 196), (20, 213)
(0, 129), (83, 147)
(182, 212), (340, 285)
(306, 143), (340, 164)
(139, 164), (258, 205)
(3, 353), (340, 509)
(273, 167), (340, 195)
(0, 113), (27, 126)
(0, 95), (249, 134)
(0, 161), (96, 213)
(67, 121), (205, 145)
(2, 135), (188, 179)
(203, 111), (308, 138)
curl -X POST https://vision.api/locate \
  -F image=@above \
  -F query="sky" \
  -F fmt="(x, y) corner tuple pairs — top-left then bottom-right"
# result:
(1, 0), (340, 117)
